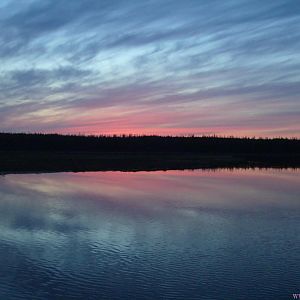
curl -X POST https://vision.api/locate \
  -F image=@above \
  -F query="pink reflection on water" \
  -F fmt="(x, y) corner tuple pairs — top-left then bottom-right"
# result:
(1, 168), (299, 215)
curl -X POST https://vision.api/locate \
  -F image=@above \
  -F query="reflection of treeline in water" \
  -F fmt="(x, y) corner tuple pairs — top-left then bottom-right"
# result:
(0, 133), (299, 154)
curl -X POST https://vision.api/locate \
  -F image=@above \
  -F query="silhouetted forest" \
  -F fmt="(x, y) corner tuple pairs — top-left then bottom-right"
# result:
(0, 133), (299, 173)
(0, 133), (299, 154)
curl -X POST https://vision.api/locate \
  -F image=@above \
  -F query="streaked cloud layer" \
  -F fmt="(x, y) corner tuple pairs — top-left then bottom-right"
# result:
(0, 0), (299, 137)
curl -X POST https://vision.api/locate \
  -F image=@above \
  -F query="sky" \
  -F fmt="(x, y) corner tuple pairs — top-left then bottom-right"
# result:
(0, 0), (299, 137)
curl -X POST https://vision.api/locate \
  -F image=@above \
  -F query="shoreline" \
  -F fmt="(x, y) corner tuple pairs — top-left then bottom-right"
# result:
(1, 151), (299, 174)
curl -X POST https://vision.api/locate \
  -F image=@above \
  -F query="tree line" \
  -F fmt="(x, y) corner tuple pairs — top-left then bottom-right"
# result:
(0, 132), (299, 154)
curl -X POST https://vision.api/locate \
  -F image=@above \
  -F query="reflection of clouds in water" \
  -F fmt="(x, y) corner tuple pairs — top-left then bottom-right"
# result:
(0, 170), (299, 299)
(0, 169), (298, 250)
(1, 169), (300, 220)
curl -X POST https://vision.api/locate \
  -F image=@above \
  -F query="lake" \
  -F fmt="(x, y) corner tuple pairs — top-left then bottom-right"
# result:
(0, 169), (299, 300)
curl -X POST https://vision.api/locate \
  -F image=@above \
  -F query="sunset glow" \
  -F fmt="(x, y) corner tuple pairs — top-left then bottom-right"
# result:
(0, 0), (299, 137)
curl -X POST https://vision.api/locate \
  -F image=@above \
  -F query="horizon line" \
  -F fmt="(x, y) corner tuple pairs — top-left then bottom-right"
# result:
(1, 131), (299, 140)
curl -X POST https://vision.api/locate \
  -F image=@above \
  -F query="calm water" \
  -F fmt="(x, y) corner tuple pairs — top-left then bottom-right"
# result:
(0, 169), (299, 300)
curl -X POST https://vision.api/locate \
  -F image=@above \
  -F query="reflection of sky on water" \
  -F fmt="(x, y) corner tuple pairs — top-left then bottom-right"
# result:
(0, 169), (299, 245)
(1, 169), (299, 213)
(0, 169), (299, 299)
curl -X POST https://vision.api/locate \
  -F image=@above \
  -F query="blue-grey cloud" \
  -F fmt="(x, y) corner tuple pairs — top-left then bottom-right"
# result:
(0, 0), (299, 136)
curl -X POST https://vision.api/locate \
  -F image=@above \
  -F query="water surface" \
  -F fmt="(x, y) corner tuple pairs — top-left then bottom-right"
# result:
(0, 169), (299, 299)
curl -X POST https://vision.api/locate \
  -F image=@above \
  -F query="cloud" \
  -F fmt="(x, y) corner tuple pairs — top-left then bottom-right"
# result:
(0, 0), (299, 137)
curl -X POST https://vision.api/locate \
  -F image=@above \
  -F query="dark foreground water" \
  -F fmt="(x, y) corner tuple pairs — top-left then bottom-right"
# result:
(0, 169), (299, 300)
